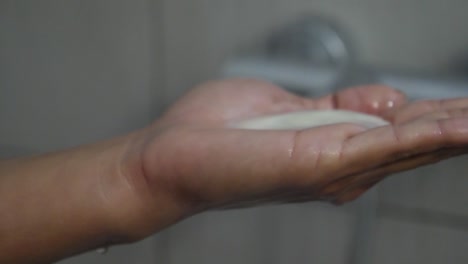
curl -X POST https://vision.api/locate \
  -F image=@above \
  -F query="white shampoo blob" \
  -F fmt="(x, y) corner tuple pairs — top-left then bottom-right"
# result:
(232, 110), (389, 130)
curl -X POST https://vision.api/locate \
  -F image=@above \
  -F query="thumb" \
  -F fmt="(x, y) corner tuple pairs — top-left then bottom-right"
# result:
(311, 85), (407, 117)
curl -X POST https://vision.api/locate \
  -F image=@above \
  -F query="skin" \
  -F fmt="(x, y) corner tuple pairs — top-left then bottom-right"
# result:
(2, 78), (468, 263)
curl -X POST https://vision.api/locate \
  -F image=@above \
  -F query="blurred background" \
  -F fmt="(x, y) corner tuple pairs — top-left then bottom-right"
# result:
(1, 1), (468, 263)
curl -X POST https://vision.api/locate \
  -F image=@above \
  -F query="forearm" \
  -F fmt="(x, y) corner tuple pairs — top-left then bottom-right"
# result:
(0, 135), (135, 263)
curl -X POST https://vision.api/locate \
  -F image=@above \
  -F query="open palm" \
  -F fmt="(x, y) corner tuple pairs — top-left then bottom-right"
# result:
(128, 79), (468, 233)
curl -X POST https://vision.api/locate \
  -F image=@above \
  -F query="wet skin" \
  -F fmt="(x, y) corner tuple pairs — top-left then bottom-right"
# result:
(3, 78), (468, 263)
(120, 79), (468, 237)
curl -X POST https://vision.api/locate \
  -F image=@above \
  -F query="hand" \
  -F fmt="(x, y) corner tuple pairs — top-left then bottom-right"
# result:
(115, 78), (468, 240)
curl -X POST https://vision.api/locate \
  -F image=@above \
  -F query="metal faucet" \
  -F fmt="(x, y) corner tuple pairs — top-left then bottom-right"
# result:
(222, 15), (468, 99)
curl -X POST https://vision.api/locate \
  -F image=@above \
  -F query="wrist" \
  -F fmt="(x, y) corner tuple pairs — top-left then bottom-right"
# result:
(0, 136), (138, 262)
(100, 126), (195, 243)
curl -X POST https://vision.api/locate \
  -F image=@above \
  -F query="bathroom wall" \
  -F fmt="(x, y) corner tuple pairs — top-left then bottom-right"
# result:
(1, 1), (467, 264)
(160, 0), (468, 102)
(0, 0), (155, 151)
(158, 5), (468, 263)
(1, 1), (161, 263)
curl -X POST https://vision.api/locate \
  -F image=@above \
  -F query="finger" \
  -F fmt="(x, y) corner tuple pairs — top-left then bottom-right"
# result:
(334, 189), (367, 205)
(302, 85), (407, 116)
(344, 117), (468, 168)
(391, 98), (468, 124)
(329, 146), (467, 205)
(327, 146), (458, 204)
(416, 107), (468, 122)
(353, 147), (467, 185)
(333, 182), (377, 205)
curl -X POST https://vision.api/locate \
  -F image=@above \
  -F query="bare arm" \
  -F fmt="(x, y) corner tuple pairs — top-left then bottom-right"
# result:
(0, 133), (148, 263)
(2, 79), (468, 263)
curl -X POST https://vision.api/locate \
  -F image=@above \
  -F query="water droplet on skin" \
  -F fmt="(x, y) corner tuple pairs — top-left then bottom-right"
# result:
(371, 101), (380, 110)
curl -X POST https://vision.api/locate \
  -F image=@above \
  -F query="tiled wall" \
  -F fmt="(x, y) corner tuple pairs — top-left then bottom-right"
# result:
(161, 0), (468, 101)
(1, 1), (160, 263)
(0, 0), (154, 152)
(1, 1), (467, 264)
